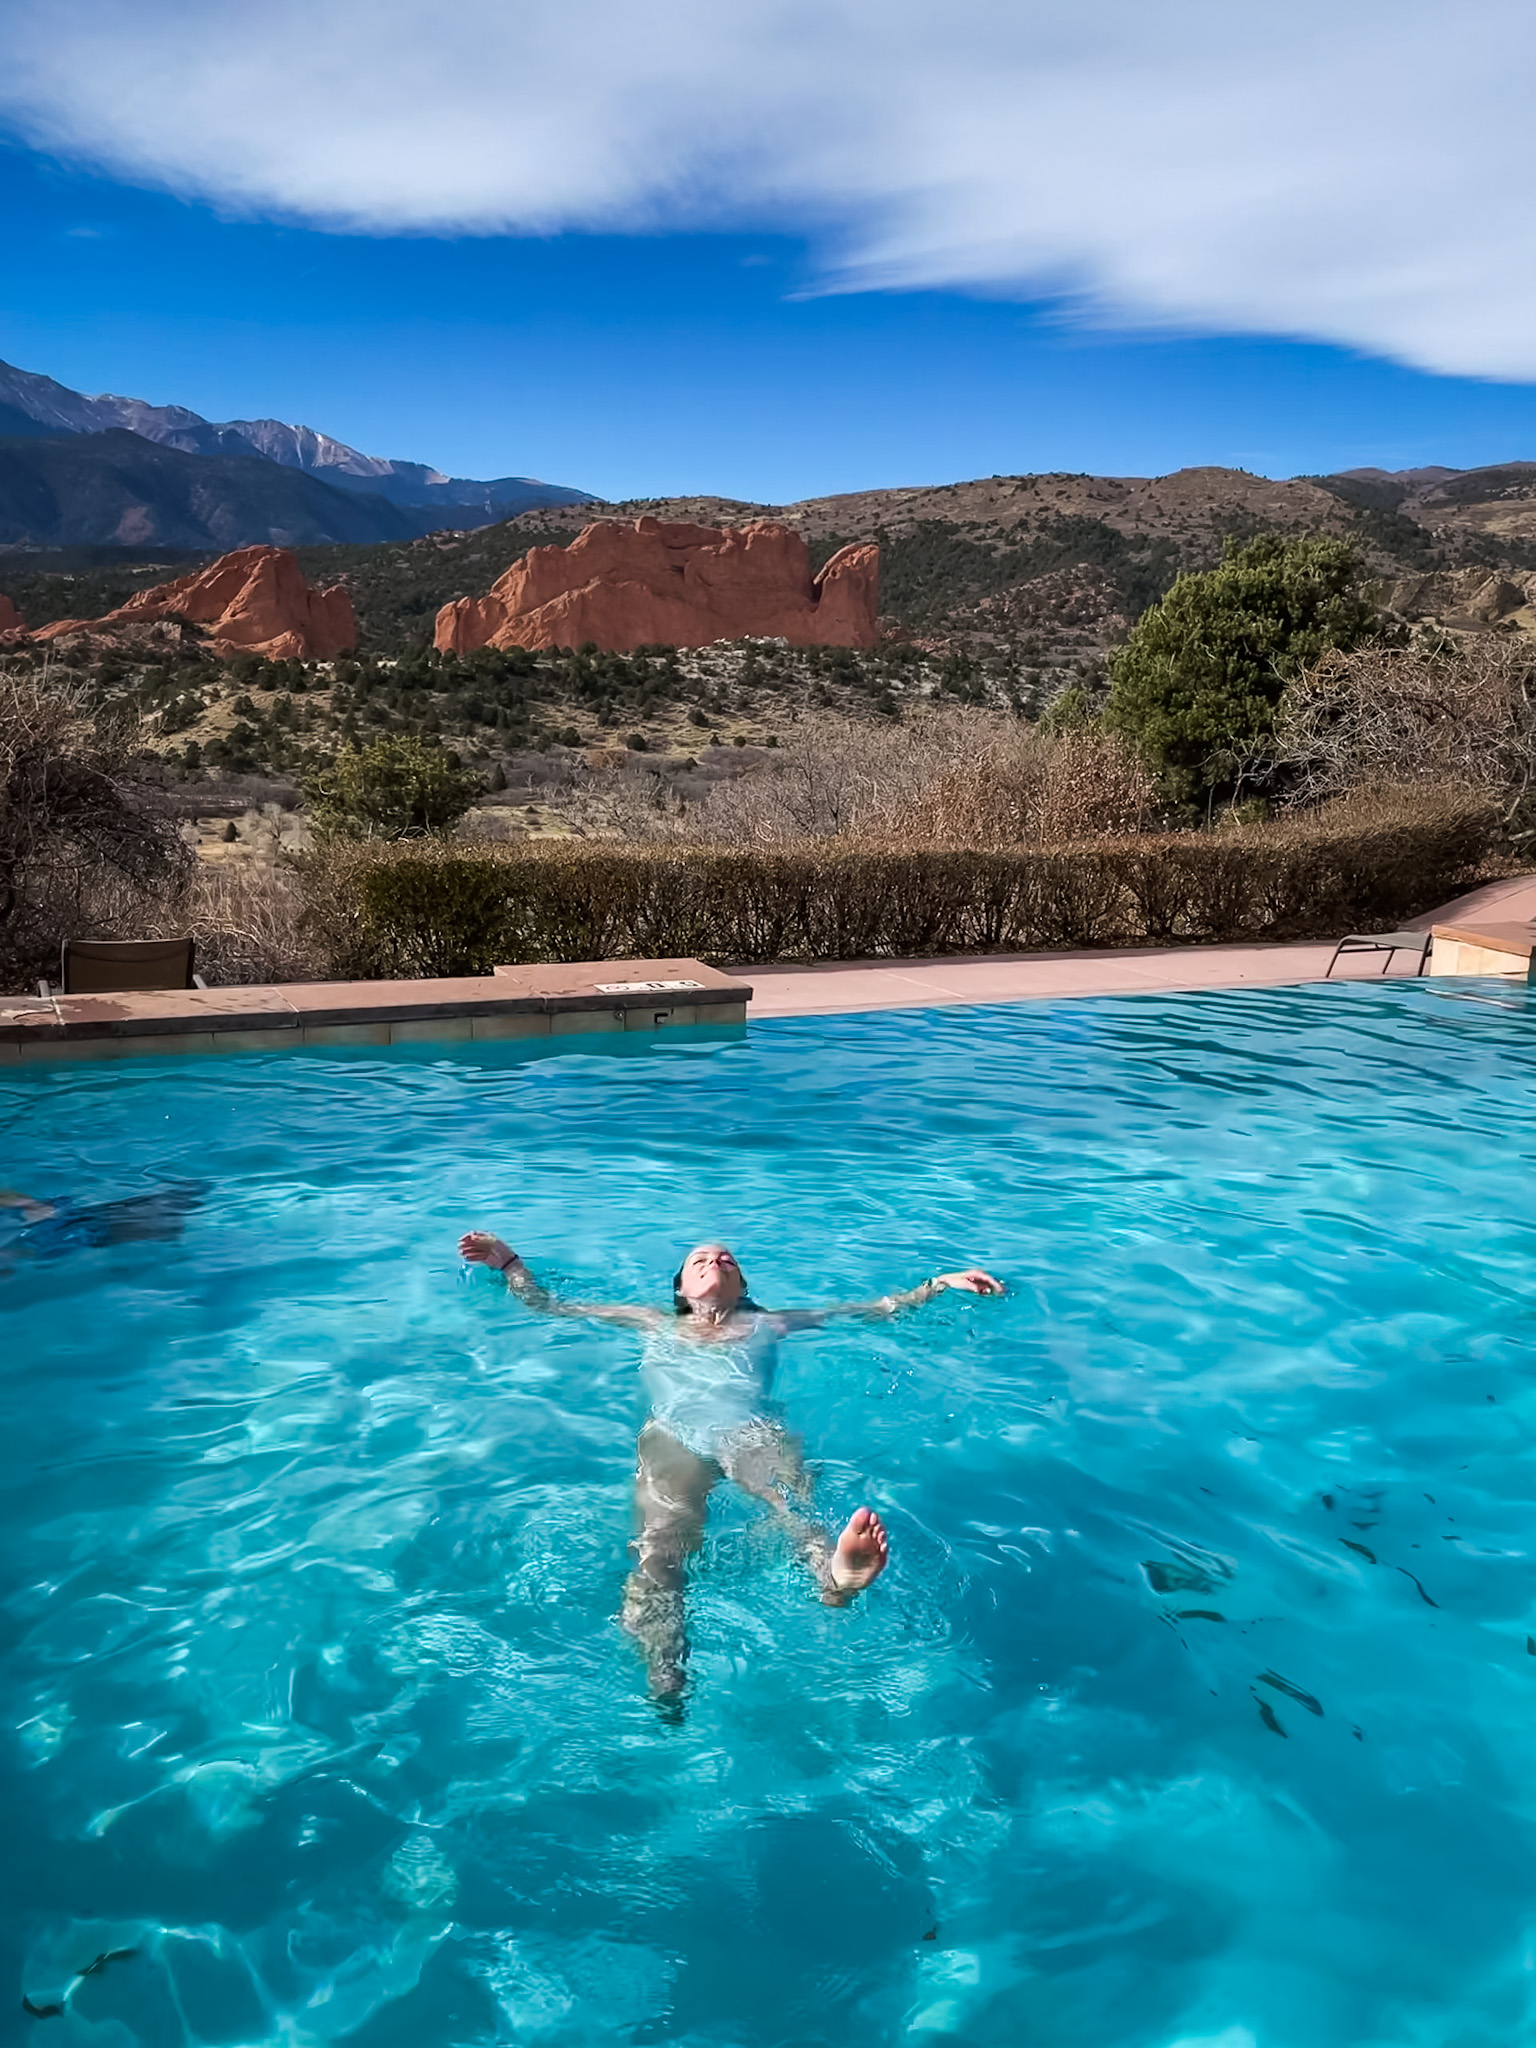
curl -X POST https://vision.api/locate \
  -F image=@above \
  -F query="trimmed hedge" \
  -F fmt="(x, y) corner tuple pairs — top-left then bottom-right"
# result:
(291, 789), (1497, 981)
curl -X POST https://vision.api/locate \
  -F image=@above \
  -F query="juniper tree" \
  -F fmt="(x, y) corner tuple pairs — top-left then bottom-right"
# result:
(1106, 534), (1380, 807)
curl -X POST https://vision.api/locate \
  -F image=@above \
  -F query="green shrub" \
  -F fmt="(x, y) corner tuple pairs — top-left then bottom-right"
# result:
(1107, 534), (1380, 805)
(304, 733), (481, 840)
(290, 787), (1496, 979)
(294, 839), (517, 979)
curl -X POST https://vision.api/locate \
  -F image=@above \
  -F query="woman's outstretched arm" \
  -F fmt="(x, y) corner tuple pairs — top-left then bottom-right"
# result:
(769, 1267), (1004, 1334)
(459, 1232), (662, 1330)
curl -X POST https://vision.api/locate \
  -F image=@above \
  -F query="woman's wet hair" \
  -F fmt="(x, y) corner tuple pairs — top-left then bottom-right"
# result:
(672, 1261), (759, 1316)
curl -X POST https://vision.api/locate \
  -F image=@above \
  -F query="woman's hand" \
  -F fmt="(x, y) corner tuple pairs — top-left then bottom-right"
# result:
(460, 1231), (520, 1272)
(933, 1268), (1004, 1296)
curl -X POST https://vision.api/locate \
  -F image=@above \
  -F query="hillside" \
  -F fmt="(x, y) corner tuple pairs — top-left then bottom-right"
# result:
(309, 462), (1536, 655)
(9, 459), (1536, 655)
(451, 463), (1536, 647)
(4, 460), (1534, 828)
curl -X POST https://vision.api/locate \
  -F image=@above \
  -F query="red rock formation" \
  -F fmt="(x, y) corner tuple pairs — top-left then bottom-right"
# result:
(435, 517), (880, 655)
(32, 546), (355, 660)
(0, 593), (21, 638)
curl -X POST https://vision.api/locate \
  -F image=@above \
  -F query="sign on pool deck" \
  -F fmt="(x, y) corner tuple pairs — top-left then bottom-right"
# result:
(594, 979), (706, 994)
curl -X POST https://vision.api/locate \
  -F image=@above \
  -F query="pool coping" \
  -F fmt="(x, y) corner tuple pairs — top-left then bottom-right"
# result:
(0, 959), (752, 1063)
(1427, 917), (1535, 980)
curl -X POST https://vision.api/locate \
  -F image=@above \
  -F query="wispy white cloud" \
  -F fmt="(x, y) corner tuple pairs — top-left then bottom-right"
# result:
(3, 0), (1534, 378)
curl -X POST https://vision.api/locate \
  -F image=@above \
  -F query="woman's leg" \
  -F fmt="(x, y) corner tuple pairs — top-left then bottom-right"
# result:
(719, 1423), (889, 1605)
(620, 1422), (719, 1696)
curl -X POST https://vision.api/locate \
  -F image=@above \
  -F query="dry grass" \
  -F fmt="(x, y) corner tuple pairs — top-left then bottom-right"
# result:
(548, 708), (1156, 849)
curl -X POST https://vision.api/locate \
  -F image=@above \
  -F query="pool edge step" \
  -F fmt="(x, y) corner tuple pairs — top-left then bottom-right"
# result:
(0, 959), (751, 1063)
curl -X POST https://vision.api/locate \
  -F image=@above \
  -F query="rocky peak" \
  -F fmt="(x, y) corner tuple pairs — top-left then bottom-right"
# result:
(435, 515), (880, 654)
(30, 545), (355, 660)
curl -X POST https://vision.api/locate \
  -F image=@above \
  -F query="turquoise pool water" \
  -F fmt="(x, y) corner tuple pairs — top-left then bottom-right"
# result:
(2, 982), (1535, 2048)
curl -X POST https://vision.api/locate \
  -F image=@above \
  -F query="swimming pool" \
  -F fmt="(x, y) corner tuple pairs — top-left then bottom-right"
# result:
(2, 980), (1534, 2047)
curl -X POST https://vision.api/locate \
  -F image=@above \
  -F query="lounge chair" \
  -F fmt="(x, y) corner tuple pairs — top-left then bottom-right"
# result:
(1325, 930), (1432, 978)
(40, 937), (208, 997)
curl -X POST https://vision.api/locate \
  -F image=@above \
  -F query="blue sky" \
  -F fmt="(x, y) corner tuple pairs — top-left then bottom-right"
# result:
(3, 0), (1536, 503)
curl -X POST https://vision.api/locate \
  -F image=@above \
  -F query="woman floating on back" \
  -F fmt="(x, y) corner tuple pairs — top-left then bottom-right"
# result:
(460, 1230), (1002, 1701)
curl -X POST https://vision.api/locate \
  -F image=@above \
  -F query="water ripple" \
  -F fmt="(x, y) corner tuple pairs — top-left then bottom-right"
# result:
(2, 981), (1535, 2045)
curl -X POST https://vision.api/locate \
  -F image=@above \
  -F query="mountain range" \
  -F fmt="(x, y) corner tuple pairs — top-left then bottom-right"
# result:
(0, 357), (593, 549)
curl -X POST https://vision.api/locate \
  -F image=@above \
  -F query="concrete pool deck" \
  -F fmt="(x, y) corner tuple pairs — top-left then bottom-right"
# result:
(744, 873), (1536, 1019)
(2, 876), (1531, 1061)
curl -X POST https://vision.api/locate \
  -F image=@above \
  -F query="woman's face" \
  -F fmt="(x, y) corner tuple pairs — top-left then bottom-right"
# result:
(678, 1243), (745, 1311)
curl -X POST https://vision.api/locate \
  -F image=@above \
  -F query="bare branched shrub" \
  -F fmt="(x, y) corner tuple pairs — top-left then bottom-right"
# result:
(0, 663), (191, 991)
(173, 862), (317, 985)
(551, 710), (1156, 850)
(50, 858), (318, 988)
(901, 729), (1155, 847)
(1276, 638), (1536, 843)
(552, 762), (695, 842)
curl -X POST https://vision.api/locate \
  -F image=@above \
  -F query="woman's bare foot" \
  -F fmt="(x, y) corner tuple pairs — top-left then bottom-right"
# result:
(823, 1507), (889, 1604)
